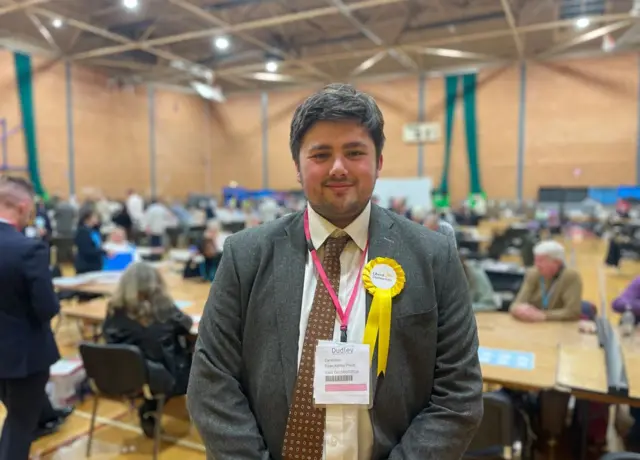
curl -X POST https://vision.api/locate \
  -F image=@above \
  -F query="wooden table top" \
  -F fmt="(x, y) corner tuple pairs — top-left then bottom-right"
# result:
(619, 334), (640, 400)
(60, 291), (632, 400)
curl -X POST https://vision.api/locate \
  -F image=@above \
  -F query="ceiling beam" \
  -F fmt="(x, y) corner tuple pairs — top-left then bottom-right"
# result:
(68, 0), (407, 61)
(328, 0), (418, 71)
(0, 0), (49, 17)
(29, 8), (209, 70)
(499, 0), (524, 59)
(26, 11), (59, 52)
(536, 20), (633, 58)
(420, 47), (498, 60)
(167, 0), (333, 80)
(210, 12), (635, 76)
(349, 51), (388, 76)
(24, 6), (257, 87)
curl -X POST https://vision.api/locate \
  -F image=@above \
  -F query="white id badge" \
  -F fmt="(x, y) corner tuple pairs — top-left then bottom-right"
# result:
(313, 340), (370, 407)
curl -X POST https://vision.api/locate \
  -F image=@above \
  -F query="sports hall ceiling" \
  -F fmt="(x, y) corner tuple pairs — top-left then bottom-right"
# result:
(0, 0), (639, 94)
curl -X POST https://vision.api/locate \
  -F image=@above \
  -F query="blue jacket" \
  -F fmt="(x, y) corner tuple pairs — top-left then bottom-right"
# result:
(0, 222), (60, 378)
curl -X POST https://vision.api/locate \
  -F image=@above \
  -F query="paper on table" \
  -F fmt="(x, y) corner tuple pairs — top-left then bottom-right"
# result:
(50, 358), (83, 376)
(54, 277), (87, 287)
(478, 346), (535, 370)
(175, 300), (193, 310)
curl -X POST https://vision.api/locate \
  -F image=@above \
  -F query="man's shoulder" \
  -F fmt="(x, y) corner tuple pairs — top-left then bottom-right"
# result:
(0, 227), (40, 259)
(561, 267), (582, 283)
(381, 207), (451, 248)
(523, 267), (540, 279)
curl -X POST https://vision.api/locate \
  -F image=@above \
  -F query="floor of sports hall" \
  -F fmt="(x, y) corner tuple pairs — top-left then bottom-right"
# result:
(2, 224), (637, 459)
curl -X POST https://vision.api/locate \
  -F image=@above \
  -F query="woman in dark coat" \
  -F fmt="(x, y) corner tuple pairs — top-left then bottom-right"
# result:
(102, 262), (193, 437)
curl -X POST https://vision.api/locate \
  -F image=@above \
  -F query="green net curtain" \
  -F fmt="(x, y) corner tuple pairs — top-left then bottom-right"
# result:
(434, 74), (459, 209)
(13, 52), (47, 198)
(462, 73), (484, 202)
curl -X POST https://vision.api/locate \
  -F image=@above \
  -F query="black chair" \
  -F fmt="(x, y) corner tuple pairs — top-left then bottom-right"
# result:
(79, 343), (166, 459)
(600, 454), (640, 460)
(465, 392), (518, 459)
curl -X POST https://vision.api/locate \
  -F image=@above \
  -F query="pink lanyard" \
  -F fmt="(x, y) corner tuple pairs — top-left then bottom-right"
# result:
(303, 210), (368, 342)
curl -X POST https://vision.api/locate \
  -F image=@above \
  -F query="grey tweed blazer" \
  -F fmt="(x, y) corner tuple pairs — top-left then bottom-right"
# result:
(187, 204), (483, 460)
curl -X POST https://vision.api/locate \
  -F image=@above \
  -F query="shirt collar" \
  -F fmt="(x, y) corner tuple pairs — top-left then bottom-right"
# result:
(307, 201), (371, 251)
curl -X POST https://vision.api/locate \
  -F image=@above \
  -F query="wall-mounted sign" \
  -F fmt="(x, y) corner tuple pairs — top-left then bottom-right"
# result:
(402, 122), (441, 144)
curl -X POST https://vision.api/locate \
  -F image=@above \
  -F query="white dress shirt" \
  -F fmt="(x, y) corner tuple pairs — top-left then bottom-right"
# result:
(299, 202), (373, 460)
(126, 194), (145, 228)
(143, 203), (177, 236)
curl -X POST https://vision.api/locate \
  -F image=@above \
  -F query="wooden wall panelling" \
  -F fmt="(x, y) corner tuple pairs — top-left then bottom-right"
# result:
(72, 67), (149, 200)
(209, 93), (263, 192)
(266, 88), (313, 190)
(0, 51), (26, 174)
(524, 56), (637, 199)
(155, 90), (208, 200)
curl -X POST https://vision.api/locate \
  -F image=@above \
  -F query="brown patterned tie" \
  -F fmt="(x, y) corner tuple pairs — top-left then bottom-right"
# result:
(282, 233), (351, 460)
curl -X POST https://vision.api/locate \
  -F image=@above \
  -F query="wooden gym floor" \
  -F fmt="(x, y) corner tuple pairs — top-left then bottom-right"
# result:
(0, 235), (636, 459)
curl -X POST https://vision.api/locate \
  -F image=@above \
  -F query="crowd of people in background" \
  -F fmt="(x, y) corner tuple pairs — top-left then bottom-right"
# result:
(8, 177), (640, 453)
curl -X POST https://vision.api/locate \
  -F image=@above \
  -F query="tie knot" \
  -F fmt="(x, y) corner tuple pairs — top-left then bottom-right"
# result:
(324, 234), (351, 259)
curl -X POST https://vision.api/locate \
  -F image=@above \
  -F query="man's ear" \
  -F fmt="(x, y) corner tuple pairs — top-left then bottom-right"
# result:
(376, 154), (384, 178)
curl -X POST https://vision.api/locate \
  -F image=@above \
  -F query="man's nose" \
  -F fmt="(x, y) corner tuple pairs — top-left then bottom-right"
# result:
(329, 157), (347, 177)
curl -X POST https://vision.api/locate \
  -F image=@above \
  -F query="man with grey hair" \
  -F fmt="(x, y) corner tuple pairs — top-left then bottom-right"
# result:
(0, 176), (62, 459)
(510, 240), (583, 322)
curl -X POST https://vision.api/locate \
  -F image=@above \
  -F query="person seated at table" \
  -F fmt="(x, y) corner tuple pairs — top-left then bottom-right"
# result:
(509, 240), (583, 322)
(183, 237), (222, 282)
(203, 219), (226, 251)
(103, 227), (137, 254)
(460, 253), (499, 312)
(102, 262), (193, 438)
(612, 275), (640, 323)
(424, 212), (457, 247)
(408, 205), (427, 224)
(103, 226), (140, 269)
(74, 208), (105, 274)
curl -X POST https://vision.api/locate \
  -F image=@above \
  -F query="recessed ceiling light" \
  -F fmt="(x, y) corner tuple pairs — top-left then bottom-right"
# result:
(575, 17), (590, 29)
(215, 36), (230, 50)
(123, 0), (139, 10)
(51, 18), (63, 28)
(265, 60), (278, 73)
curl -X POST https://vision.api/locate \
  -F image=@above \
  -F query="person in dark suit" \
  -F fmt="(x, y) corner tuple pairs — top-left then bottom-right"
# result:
(0, 176), (63, 459)
(102, 262), (193, 438)
(74, 207), (104, 274)
(187, 84), (483, 459)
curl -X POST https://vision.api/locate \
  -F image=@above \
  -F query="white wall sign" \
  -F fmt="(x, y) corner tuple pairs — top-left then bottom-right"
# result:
(402, 122), (441, 144)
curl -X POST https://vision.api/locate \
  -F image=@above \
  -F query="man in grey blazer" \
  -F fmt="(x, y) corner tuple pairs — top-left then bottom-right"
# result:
(187, 83), (483, 459)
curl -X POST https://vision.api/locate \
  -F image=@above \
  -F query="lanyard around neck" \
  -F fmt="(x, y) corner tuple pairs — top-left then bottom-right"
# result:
(303, 209), (368, 342)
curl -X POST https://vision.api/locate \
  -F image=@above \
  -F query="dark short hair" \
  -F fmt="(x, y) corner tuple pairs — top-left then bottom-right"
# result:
(0, 175), (34, 195)
(78, 203), (97, 225)
(289, 83), (385, 164)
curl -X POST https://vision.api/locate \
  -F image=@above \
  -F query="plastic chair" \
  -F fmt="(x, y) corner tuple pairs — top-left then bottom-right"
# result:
(79, 343), (166, 459)
(465, 391), (517, 459)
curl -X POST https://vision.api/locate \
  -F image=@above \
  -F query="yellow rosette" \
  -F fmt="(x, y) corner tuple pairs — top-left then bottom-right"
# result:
(362, 257), (405, 376)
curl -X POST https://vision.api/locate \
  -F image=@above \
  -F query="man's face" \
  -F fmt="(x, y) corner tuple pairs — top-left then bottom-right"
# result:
(534, 255), (560, 278)
(111, 229), (126, 244)
(296, 120), (382, 227)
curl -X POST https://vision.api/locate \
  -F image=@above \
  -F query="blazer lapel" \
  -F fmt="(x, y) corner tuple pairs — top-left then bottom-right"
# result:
(366, 205), (396, 396)
(274, 212), (306, 406)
